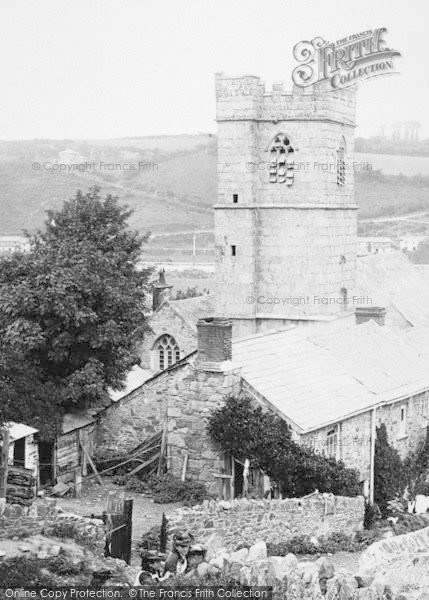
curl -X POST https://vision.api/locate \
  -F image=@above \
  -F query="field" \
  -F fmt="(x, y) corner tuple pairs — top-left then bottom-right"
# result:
(1, 137), (429, 260)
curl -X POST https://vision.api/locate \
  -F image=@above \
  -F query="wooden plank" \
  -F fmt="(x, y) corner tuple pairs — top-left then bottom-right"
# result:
(79, 440), (102, 486)
(181, 452), (188, 482)
(126, 452), (160, 476)
(157, 420), (168, 476)
(0, 428), (10, 500)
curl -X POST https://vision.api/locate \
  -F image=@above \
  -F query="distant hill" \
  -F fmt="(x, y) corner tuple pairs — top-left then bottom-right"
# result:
(1, 137), (429, 257)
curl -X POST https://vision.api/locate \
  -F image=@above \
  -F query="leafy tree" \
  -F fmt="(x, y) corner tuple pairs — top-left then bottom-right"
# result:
(207, 396), (360, 497)
(0, 187), (151, 438)
(403, 425), (429, 496)
(374, 423), (405, 516)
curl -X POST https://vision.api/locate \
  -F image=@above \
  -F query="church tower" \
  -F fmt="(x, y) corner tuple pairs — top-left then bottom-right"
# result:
(214, 73), (357, 338)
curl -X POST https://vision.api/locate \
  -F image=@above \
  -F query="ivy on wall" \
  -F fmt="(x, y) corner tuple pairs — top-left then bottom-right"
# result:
(207, 396), (361, 498)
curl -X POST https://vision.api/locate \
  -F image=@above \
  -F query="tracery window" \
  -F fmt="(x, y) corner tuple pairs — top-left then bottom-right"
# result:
(155, 334), (180, 371)
(268, 134), (294, 185)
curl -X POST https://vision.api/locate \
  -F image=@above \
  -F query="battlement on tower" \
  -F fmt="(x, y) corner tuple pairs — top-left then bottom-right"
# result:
(215, 72), (356, 126)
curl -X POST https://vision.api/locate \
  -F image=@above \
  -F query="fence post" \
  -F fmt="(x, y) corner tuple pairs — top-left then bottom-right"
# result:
(0, 427), (10, 501)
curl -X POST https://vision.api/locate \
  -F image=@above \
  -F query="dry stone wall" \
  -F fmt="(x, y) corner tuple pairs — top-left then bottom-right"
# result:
(167, 495), (365, 550)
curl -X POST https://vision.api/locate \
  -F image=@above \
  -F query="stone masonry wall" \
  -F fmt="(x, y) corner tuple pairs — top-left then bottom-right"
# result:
(301, 411), (372, 485)
(376, 391), (428, 460)
(0, 499), (105, 550)
(139, 302), (198, 370)
(168, 495), (364, 550)
(166, 362), (242, 494)
(95, 359), (242, 490)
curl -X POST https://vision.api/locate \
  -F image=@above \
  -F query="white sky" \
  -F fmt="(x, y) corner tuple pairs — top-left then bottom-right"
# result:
(0, 0), (427, 140)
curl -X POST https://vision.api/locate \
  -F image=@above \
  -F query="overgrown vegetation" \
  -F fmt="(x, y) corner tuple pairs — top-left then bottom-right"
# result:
(114, 473), (212, 505)
(0, 187), (151, 439)
(207, 396), (361, 497)
(267, 530), (379, 556)
(0, 553), (87, 587)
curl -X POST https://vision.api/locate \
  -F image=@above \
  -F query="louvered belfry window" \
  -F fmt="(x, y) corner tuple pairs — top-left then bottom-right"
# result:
(155, 334), (180, 370)
(268, 134), (294, 185)
(337, 144), (346, 186)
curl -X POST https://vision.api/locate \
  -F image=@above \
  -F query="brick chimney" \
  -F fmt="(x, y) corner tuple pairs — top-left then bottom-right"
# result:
(356, 306), (386, 326)
(152, 269), (173, 311)
(196, 317), (233, 370)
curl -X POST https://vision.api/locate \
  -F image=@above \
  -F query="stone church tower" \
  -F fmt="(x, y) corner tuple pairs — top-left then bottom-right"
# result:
(214, 73), (358, 337)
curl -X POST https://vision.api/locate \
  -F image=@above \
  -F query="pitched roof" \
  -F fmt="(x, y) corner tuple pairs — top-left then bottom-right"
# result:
(108, 365), (153, 402)
(232, 327), (375, 432)
(169, 294), (215, 331)
(356, 250), (429, 328)
(232, 321), (429, 432)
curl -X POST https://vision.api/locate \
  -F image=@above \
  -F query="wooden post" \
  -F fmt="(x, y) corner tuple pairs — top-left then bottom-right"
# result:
(74, 468), (82, 498)
(79, 440), (102, 486)
(0, 427), (10, 500)
(181, 453), (188, 482)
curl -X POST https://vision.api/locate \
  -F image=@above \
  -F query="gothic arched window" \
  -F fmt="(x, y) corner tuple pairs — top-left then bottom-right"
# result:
(268, 134), (294, 185)
(337, 140), (346, 186)
(154, 334), (180, 371)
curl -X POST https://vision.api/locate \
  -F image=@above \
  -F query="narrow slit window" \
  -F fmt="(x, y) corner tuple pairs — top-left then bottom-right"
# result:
(231, 245), (236, 257)
(233, 194), (238, 203)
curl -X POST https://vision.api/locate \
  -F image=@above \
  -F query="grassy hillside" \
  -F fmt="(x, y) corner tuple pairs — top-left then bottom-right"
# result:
(1, 138), (429, 256)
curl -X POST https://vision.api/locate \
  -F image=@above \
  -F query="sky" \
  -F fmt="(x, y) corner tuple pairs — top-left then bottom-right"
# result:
(0, 0), (427, 140)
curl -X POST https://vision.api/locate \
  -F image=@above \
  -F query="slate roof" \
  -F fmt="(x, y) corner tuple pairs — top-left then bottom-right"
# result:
(62, 366), (153, 433)
(233, 321), (429, 433)
(169, 294), (215, 331)
(356, 250), (429, 328)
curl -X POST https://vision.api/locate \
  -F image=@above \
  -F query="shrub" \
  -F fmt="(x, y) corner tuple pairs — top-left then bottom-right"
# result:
(146, 474), (211, 505)
(0, 557), (57, 587)
(374, 424), (406, 517)
(123, 473), (212, 505)
(138, 525), (162, 552)
(207, 396), (361, 497)
(266, 531), (377, 556)
(364, 502), (381, 529)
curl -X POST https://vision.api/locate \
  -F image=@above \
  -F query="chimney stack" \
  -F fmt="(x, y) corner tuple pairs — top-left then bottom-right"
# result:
(356, 306), (386, 327)
(152, 269), (173, 312)
(196, 317), (233, 370)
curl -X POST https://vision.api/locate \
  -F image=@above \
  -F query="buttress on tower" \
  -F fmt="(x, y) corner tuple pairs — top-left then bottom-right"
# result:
(214, 73), (358, 338)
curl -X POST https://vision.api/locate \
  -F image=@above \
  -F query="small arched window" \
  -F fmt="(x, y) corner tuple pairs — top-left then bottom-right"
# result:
(154, 334), (180, 370)
(268, 134), (294, 185)
(337, 140), (346, 186)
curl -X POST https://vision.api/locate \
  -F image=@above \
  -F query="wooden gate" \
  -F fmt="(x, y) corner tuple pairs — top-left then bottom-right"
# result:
(105, 493), (133, 565)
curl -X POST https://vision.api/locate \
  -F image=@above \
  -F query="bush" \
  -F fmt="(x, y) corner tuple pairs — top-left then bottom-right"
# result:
(207, 396), (361, 497)
(146, 474), (211, 505)
(138, 525), (162, 552)
(267, 531), (377, 556)
(374, 424), (406, 517)
(0, 557), (57, 587)
(364, 502), (381, 529)
(122, 473), (212, 505)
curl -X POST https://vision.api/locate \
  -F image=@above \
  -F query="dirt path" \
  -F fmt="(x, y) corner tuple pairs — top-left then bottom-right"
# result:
(54, 476), (182, 565)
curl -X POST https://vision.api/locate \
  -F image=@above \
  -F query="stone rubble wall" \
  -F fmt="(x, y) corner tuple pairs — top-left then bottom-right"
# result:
(359, 525), (429, 573)
(0, 499), (105, 550)
(167, 494), (365, 550)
